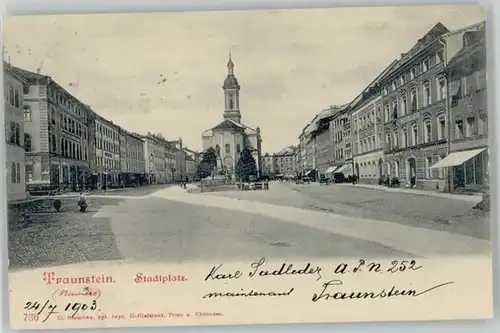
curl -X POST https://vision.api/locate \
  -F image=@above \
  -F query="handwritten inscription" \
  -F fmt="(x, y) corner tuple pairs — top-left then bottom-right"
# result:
(202, 258), (452, 301)
(24, 299), (98, 323)
(311, 280), (454, 301)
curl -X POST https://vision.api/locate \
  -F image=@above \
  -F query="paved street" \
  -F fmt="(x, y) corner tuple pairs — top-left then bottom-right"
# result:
(8, 183), (491, 271)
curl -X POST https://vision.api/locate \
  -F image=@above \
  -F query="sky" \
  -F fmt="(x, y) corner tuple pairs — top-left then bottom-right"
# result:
(3, 5), (485, 153)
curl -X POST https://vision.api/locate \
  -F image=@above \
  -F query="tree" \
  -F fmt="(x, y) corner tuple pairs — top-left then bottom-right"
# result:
(196, 147), (217, 179)
(235, 148), (258, 182)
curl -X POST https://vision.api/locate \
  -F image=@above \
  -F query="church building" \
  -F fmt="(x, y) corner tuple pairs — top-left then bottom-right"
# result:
(201, 54), (262, 178)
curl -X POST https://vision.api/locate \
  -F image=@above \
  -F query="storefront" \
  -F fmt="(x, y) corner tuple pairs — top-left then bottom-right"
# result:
(429, 147), (488, 192)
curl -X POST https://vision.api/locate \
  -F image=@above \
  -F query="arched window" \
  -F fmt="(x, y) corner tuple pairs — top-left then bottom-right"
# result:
(225, 144), (230, 154)
(411, 123), (418, 145)
(424, 117), (432, 143)
(11, 162), (16, 183)
(16, 163), (21, 183)
(229, 98), (234, 110)
(410, 87), (418, 111)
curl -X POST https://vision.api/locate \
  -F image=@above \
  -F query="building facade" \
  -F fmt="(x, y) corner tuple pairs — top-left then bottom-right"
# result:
(272, 146), (296, 177)
(93, 113), (121, 188)
(119, 129), (146, 186)
(380, 23), (450, 190)
(262, 153), (274, 177)
(431, 23), (487, 192)
(201, 55), (263, 179)
(13, 67), (90, 192)
(4, 63), (27, 201)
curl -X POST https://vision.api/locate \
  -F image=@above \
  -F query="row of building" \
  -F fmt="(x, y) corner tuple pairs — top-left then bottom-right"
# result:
(4, 64), (200, 201)
(293, 21), (488, 193)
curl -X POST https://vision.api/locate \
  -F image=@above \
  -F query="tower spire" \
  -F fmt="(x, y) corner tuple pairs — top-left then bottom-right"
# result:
(227, 49), (234, 75)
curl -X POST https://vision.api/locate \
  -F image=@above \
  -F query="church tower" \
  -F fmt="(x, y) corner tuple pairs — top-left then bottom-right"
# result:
(222, 52), (241, 123)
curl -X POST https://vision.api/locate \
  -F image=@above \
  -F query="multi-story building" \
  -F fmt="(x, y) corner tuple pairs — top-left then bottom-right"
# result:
(313, 107), (338, 176)
(297, 130), (307, 175)
(351, 61), (397, 183)
(272, 146), (296, 176)
(342, 109), (353, 177)
(380, 22), (451, 190)
(261, 153), (274, 177)
(430, 22), (487, 192)
(169, 139), (186, 182)
(4, 63), (27, 201)
(324, 104), (352, 177)
(93, 112), (121, 188)
(119, 129), (146, 186)
(13, 66), (90, 192)
(144, 134), (168, 184)
(183, 147), (200, 180)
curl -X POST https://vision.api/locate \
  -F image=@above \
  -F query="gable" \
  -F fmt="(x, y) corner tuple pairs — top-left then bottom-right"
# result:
(212, 119), (245, 131)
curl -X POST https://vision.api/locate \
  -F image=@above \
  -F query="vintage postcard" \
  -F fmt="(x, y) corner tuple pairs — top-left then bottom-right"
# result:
(2, 5), (493, 329)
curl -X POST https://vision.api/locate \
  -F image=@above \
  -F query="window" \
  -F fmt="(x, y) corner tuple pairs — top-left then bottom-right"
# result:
(426, 156), (433, 178)
(225, 144), (230, 154)
(392, 100), (398, 119)
(10, 163), (16, 183)
(422, 81), (431, 106)
(25, 133), (32, 152)
(437, 77), (447, 101)
(394, 161), (399, 178)
(25, 165), (33, 183)
(400, 75), (406, 86)
(15, 123), (20, 145)
(455, 120), (464, 139)
(410, 67), (416, 79)
(392, 81), (397, 90)
(215, 144), (220, 156)
(466, 117), (476, 137)
(22, 105), (32, 122)
(400, 94), (407, 115)
(437, 116), (446, 140)
(436, 50), (444, 63)
(411, 123), (418, 145)
(478, 115), (487, 135)
(229, 98), (234, 110)
(424, 118), (432, 143)
(384, 104), (390, 122)
(385, 132), (391, 148)
(422, 58), (430, 72)
(410, 89), (418, 111)
(236, 144), (241, 154)
(393, 129), (399, 148)
(16, 163), (21, 183)
(401, 128), (408, 147)
(10, 122), (16, 143)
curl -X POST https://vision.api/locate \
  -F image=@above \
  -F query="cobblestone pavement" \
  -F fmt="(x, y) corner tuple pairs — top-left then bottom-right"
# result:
(7, 197), (124, 271)
(206, 182), (490, 240)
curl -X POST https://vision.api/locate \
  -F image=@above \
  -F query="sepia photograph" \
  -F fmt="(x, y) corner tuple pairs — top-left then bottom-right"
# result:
(2, 5), (493, 329)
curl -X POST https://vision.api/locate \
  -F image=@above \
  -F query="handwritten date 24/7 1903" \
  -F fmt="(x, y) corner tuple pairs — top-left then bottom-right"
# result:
(24, 299), (98, 323)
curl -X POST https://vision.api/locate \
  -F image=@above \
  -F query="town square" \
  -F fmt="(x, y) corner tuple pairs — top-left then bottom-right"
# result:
(3, 7), (490, 271)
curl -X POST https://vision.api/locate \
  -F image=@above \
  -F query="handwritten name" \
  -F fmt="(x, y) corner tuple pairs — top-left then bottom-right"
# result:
(311, 279), (455, 302)
(204, 257), (322, 282)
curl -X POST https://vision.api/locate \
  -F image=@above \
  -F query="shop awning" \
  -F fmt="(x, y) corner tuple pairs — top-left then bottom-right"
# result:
(429, 148), (487, 169)
(325, 166), (338, 174)
(336, 164), (353, 174)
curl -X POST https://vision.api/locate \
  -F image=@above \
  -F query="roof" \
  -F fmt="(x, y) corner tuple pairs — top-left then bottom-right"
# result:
(447, 38), (485, 70)
(384, 22), (449, 79)
(9, 65), (49, 83)
(275, 146), (296, 156)
(223, 75), (239, 89)
(212, 119), (246, 131)
(3, 62), (28, 84)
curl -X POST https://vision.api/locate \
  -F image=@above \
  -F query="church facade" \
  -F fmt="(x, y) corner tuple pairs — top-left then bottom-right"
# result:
(201, 55), (262, 178)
